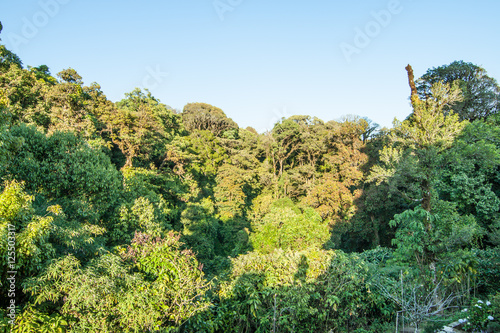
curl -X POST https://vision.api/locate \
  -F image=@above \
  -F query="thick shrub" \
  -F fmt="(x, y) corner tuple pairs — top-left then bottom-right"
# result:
(212, 249), (392, 333)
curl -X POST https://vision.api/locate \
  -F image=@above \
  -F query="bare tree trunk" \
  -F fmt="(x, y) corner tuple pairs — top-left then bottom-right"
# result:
(405, 64), (418, 98)
(421, 179), (431, 213)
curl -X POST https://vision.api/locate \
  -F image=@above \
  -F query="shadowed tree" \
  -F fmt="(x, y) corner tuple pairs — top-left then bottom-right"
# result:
(369, 65), (470, 271)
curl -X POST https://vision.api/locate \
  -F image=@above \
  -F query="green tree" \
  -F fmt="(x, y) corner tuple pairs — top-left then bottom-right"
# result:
(389, 203), (481, 268)
(304, 117), (367, 236)
(417, 61), (500, 121)
(438, 119), (500, 245)
(261, 117), (303, 192)
(43, 68), (97, 136)
(0, 107), (24, 168)
(28, 65), (57, 85)
(0, 125), (122, 239)
(182, 102), (238, 137)
(23, 232), (210, 332)
(0, 63), (51, 128)
(110, 166), (184, 245)
(214, 164), (254, 220)
(0, 181), (56, 307)
(250, 199), (329, 254)
(215, 249), (391, 332)
(283, 116), (327, 198)
(388, 81), (466, 212)
(369, 75), (469, 270)
(180, 198), (220, 261)
(111, 88), (182, 167)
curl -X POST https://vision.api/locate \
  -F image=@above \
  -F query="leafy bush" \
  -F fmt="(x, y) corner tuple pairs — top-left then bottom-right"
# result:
(22, 232), (210, 332)
(459, 299), (497, 332)
(475, 247), (500, 296)
(212, 249), (393, 332)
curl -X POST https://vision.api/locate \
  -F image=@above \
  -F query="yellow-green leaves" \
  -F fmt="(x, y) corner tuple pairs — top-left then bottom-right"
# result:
(250, 199), (329, 254)
(0, 181), (55, 278)
(367, 146), (402, 185)
(25, 233), (210, 332)
(393, 81), (466, 151)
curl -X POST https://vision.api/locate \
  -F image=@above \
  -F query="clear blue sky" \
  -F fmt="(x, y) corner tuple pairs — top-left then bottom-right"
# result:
(1, 0), (499, 132)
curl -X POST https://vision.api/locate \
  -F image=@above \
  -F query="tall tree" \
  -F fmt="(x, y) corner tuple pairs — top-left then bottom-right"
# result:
(111, 88), (181, 167)
(370, 65), (469, 270)
(391, 66), (466, 212)
(268, 118), (303, 178)
(417, 61), (500, 121)
(305, 118), (367, 224)
(182, 102), (238, 137)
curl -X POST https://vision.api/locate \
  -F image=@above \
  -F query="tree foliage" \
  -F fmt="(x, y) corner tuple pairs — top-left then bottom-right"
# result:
(1, 33), (499, 332)
(23, 232), (210, 332)
(182, 102), (238, 138)
(417, 60), (500, 121)
(250, 199), (329, 254)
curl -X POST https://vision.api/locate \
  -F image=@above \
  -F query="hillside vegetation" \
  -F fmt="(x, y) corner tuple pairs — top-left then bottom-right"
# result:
(1, 23), (500, 332)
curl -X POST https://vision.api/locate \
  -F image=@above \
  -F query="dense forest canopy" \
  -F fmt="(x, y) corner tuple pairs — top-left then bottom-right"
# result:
(1, 22), (500, 333)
